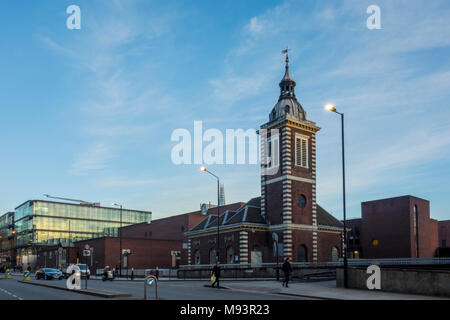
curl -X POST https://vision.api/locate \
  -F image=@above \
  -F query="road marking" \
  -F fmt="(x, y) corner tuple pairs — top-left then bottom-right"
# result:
(0, 286), (24, 300)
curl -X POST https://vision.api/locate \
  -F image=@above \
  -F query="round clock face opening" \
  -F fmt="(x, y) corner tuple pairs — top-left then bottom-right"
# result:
(297, 194), (307, 208)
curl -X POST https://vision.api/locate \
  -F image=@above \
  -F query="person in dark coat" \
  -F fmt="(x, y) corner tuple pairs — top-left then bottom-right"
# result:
(281, 257), (293, 287)
(211, 261), (221, 288)
(154, 266), (159, 280)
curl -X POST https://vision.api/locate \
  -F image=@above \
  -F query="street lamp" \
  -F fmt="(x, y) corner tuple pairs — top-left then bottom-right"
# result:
(325, 103), (348, 288)
(272, 233), (280, 281)
(200, 166), (220, 263)
(112, 203), (123, 277)
(11, 230), (17, 268)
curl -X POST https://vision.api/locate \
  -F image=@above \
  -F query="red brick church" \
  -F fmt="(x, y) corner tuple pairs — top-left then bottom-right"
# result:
(185, 53), (344, 265)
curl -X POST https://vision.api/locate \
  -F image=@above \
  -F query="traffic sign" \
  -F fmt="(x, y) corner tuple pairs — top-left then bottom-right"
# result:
(84, 244), (90, 250)
(144, 275), (158, 300)
(83, 250), (91, 256)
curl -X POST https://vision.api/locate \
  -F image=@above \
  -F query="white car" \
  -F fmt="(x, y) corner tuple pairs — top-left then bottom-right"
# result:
(75, 264), (91, 279)
(64, 264), (91, 279)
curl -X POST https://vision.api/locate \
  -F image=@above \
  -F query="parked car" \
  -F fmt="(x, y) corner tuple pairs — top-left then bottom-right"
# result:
(35, 268), (64, 280)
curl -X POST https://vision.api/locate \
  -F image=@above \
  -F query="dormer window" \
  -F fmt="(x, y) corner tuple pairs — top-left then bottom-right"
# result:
(285, 105), (290, 114)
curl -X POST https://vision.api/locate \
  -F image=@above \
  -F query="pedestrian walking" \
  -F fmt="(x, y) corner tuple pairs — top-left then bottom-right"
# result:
(281, 257), (292, 287)
(211, 261), (221, 288)
(131, 267), (134, 280)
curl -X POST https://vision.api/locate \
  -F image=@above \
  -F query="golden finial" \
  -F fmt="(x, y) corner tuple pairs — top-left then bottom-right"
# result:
(281, 46), (290, 64)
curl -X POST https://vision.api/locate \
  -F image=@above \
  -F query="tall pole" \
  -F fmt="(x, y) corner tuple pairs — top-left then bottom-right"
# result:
(217, 178), (220, 263)
(120, 205), (122, 278)
(68, 220), (71, 247)
(276, 240), (279, 281)
(200, 167), (220, 264)
(341, 112), (348, 288)
(325, 104), (348, 288)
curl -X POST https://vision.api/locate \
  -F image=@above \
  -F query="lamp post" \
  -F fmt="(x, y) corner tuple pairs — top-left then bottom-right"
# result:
(200, 166), (220, 263)
(11, 230), (17, 269)
(112, 203), (123, 277)
(325, 103), (348, 288)
(272, 233), (280, 281)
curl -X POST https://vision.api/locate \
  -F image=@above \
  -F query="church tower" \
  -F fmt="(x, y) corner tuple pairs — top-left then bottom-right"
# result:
(260, 52), (321, 262)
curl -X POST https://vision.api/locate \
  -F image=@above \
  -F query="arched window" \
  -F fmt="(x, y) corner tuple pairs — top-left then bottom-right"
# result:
(209, 248), (217, 264)
(331, 247), (339, 262)
(251, 245), (262, 266)
(226, 246), (234, 264)
(298, 245), (307, 262)
(194, 250), (200, 265)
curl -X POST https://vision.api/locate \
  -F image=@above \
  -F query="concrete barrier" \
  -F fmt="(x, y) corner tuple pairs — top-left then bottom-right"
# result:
(336, 267), (450, 297)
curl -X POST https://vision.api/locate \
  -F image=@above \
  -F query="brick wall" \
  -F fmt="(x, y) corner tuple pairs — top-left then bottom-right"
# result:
(439, 220), (450, 248)
(361, 196), (439, 258)
(317, 230), (342, 262)
(74, 237), (183, 269)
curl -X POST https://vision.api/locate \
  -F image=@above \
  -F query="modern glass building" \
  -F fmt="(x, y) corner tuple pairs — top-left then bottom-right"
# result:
(0, 212), (15, 266)
(1, 200), (151, 267)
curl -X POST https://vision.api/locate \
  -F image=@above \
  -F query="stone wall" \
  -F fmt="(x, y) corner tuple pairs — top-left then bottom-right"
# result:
(336, 266), (450, 297)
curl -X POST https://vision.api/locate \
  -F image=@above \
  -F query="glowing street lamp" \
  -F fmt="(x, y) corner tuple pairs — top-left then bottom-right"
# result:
(325, 103), (337, 112)
(325, 103), (348, 288)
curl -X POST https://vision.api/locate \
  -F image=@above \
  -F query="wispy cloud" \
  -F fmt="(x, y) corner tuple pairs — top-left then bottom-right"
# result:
(69, 142), (112, 175)
(209, 0), (450, 219)
(39, 0), (179, 175)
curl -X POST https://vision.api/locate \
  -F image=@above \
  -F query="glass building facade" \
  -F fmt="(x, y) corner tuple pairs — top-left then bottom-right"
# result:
(1, 200), (152, 267)
(0, 212), (15, 266)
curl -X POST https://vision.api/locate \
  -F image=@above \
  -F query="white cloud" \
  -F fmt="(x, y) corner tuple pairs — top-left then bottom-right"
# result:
(248, 17), (263, 35)
(69, 142), (112, 175)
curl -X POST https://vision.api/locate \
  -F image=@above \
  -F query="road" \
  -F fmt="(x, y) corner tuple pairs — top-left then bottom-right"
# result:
(0, 276), (312, 300)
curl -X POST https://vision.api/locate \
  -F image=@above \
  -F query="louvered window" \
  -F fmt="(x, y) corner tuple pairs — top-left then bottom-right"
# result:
(266, 136), (279, 168)
(295, 136), (308, 168)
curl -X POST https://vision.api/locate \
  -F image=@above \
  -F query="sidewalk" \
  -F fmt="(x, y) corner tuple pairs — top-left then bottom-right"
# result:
(224, 280), (450, 300)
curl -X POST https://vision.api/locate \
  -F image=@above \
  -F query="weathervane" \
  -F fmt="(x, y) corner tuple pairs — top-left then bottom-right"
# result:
(281, 46), (291, 63)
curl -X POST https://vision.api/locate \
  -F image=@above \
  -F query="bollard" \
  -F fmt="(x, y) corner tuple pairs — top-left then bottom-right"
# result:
(144, 275), (158, 300)
(5, 269), (12, 279)
(23, 270), (31, 281)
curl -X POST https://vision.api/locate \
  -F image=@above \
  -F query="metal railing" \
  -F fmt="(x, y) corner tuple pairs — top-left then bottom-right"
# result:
(179, 257), (450, 270)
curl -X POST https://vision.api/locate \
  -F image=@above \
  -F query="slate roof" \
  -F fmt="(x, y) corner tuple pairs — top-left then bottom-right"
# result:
(188, 197), (266, 233)
(317, 205), (344, 228)
(187, 197), (343, 234)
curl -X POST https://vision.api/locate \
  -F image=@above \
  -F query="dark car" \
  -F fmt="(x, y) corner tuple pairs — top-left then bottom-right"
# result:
(35, 268), (64, 280)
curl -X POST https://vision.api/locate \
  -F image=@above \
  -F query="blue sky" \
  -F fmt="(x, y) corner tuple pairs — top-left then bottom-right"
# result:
(0, 0), (449, 221)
